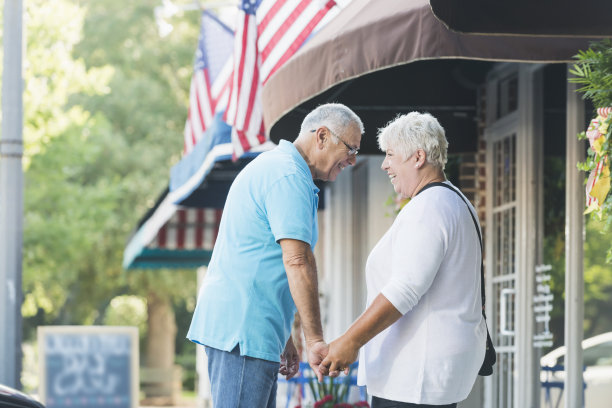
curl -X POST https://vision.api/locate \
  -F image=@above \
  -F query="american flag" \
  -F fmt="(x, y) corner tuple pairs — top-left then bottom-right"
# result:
(183, 11), (234, 155)
(224, 0), (337, 158)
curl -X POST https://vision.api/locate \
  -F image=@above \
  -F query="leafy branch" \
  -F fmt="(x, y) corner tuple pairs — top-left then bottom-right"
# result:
(570, 39), (612, 108)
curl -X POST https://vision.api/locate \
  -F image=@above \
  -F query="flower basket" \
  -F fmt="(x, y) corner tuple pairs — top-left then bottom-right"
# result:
(291, 363), (369, 408)
(581, 107), (611, 217)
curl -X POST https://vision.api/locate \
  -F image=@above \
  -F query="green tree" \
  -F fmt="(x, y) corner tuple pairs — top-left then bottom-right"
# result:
(583, 218), (612, 336)
(544, 156), (612, 349)
(21, 0), (203, 385)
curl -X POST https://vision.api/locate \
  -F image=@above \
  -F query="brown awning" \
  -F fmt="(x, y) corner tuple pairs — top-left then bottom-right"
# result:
(262, 0), (595, 133)
(430, 0), (612, 37)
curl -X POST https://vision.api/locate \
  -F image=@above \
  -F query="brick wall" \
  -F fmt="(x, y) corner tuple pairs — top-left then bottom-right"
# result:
(475, 86), (487, 241)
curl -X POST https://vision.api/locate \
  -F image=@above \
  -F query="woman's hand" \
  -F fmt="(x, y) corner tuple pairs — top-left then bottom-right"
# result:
(319, 294), (402, 378)
(318, 334), (360, 377)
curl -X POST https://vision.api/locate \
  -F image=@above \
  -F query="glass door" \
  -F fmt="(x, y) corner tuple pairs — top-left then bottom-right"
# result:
(485, 64), (544, 408)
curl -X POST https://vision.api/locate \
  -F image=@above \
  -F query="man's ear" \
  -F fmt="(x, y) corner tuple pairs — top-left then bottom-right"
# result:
(315, 127), (327, 150)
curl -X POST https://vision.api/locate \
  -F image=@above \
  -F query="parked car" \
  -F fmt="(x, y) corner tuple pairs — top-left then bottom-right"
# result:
(0, 383), (45, 408)
(541, 331), (612, 408)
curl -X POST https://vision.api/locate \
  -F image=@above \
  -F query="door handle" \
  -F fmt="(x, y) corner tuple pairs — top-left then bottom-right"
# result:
(500, 288), (515, 336)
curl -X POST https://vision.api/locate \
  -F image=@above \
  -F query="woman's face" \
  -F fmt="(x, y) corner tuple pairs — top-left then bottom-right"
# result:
(381, 148), (419, 198)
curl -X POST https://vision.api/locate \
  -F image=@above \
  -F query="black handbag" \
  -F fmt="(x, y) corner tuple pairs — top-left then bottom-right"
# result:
(418, 182), (497, 376)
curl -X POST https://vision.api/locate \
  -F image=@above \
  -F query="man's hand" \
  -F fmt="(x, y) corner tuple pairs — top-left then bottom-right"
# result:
(318, 334), (360, 378)
(306, 340), (329, 382)
(280, 336), (300, 380)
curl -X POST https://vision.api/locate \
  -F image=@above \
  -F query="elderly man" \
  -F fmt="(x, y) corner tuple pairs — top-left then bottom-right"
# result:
(187, 103), (364, 408)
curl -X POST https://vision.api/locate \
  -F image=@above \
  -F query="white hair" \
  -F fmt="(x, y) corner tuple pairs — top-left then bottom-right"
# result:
(377, 112), (448, 170)
(299, 103), (364, 142)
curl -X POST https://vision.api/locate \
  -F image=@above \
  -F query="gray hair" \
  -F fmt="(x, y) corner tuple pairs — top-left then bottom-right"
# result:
(299, 103), (364, 142)
(377, 112), (448, 170)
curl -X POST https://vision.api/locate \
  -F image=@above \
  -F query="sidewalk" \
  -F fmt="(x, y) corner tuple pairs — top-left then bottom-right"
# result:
(140, 395), (198, 408)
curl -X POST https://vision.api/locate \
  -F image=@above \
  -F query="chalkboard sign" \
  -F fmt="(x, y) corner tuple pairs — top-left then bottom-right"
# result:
(38, 326), (139, 408)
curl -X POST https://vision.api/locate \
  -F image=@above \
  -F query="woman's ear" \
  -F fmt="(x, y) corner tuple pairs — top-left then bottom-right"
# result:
(415, 149), (427, 167)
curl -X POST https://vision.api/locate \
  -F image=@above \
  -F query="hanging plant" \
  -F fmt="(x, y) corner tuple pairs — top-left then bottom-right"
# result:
(569, 39), (612, 261)
(577, 107), (611, 217)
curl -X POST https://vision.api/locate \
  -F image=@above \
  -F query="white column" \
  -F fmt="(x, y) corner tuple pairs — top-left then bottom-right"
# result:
(564, 66), (585, 408)
(516, 64), (544, 408)
(324, 169), (354, 340)
(0, 0), (24, 388)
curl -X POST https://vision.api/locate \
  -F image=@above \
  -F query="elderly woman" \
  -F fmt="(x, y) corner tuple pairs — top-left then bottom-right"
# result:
(320, 112), (486, 407)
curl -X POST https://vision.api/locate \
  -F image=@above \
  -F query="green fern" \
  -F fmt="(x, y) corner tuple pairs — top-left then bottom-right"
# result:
(570, 39), (612, 108)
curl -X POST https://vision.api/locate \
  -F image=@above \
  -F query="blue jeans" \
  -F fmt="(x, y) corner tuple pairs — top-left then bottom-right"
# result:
(205, 345), (280, 408)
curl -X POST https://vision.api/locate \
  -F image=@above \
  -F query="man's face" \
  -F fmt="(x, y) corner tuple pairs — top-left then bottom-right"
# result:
(315, 124), (361, 181)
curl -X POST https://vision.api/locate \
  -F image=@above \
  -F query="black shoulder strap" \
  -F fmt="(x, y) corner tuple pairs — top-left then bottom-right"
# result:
(416, 182), (487, 318)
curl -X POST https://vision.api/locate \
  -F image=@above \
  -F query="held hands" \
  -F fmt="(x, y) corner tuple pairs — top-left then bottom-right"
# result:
(306, 339), (329, 382)
(318, 334), (360, 378)
(280, 336), (300, 380)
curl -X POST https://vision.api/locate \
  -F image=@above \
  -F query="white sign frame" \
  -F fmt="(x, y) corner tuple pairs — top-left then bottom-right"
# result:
(38, 326), (139, 408)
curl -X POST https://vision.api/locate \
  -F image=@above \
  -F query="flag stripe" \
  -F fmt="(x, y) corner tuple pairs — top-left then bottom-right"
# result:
(201, 69), (215, 118)
(195, 209), (204, 248)
(257, 0), (287, 37)
(242, 26), (261, 146)
(192, 80), (207, 134)
(183, 12), (234, 155)
(260, 0), (310, 63)
(158, 224), (167, 247)
(226, 0), (336, 158)
(211, 59), (233, 100)
(229, 13), (251, 128)
(177, 210), (186, 249)
(262, 0), (335, 83)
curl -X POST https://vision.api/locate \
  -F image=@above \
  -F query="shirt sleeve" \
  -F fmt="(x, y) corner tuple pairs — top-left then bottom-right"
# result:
(265, 174), (315, 245)
(380, 209), (447, 315)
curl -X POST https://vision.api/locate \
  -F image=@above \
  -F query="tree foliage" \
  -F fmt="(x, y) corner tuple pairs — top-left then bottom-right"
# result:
(21, 0), (199, 342)
(543, 156), (612, 348)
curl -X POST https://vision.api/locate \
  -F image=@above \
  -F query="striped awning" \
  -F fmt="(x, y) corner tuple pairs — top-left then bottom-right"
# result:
(169, 112), (274, 207)
(262, 0), (596, 146)
(123, 188), (223, 269)
(154, 208), (221, 252)
(124, 114), (272, 269)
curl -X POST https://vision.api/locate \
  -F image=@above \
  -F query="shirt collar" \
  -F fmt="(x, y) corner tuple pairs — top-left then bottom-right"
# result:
(278, 139), (319, 194)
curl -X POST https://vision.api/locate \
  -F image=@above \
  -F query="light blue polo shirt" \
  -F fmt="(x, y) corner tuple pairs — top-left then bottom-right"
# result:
(187, 140), (319, 362)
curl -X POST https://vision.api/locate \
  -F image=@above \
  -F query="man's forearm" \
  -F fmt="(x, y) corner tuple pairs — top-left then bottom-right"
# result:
(281, 239), (324, 344)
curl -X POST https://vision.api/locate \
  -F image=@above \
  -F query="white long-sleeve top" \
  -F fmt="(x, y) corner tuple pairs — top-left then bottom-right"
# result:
(357, 181), (486, 405)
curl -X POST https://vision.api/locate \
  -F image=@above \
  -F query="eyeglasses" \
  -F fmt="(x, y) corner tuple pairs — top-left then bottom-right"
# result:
(311, 128), (359, 156)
